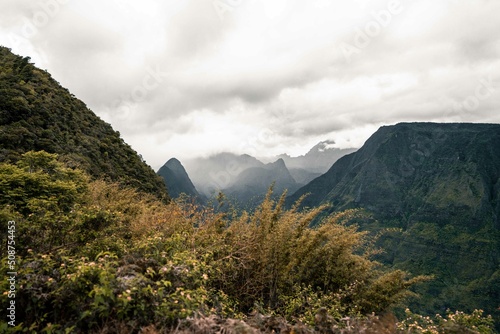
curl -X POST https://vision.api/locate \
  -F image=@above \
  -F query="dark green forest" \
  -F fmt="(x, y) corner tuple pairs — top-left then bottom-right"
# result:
(0, 47), (498, 333)
(0, 46), (168, 201)
(288, 123), (500, 329)
(0, 151), (494, 333)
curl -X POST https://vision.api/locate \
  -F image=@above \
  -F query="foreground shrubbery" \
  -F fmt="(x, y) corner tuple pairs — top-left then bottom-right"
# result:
(0, 152), (496, 333)
(398, 308), (495, 334)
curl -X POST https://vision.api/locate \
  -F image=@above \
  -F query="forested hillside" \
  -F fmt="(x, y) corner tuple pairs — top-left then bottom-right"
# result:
(0, 46), (169, 201)
(289, 122), (500, 328)
(1, 47), (497, 333)
(1, 151), (494, 333)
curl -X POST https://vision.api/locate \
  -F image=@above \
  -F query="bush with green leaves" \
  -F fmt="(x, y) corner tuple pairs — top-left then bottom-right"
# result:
(0, 151), (89, 255)
(0, 151), (496, 333)
(398, 308), (495, 333)
(204, 190), (430, 323)
(0, 249), (215, 332)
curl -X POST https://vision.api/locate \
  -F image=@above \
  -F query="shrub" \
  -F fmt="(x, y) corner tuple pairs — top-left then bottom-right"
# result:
(206, 189), (431, 321)
(398, 308), (495, 333)
(1, 155), (491, 333)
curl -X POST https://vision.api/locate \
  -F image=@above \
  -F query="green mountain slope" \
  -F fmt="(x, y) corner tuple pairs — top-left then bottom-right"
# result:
(157, 158), (204, 201)
(290, 123), (500, 228)
(289, 122), (500, 325)
(0, 46), (169, 201)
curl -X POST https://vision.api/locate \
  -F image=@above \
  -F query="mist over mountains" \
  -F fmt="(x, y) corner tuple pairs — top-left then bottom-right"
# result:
(277, 141), (356, 174)
(157, 122), (500, 325)
(2, 45), (500, 330)
(222, 158), (300, 207)
(158, 141), (355, 206)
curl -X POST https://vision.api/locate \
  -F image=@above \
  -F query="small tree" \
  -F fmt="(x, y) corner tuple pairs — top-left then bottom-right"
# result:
(207, 188), (431, 321)
(0, 151), (88, 254)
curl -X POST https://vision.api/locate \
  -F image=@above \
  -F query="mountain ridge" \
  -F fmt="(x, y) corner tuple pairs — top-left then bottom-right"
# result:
(182, 143), (355, 198)
(0, 46), (169, 200)
(224, 157), (300, 206)
(290, 122), (500, 228)
(287, 122), (500, 323)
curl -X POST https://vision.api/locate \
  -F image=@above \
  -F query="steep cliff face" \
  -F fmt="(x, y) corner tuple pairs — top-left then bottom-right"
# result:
(288, 122), (500, 321)
(290, 123), (500, 230)
(0, 46), (169, 200)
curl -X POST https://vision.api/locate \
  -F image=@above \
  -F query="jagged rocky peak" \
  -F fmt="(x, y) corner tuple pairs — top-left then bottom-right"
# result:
(266, 158), (287, 170)
(311, 140), (337, 152)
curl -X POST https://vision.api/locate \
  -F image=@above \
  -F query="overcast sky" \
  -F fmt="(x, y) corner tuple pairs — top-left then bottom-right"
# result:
(1, 0), (499, 169)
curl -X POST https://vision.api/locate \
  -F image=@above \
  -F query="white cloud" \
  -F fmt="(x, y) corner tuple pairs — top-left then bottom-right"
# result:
(1, 0), (499, 169)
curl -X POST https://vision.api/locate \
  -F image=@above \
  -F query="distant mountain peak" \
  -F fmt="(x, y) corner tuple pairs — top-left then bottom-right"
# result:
(271, 157), (286, 166)
(277, 152), (291, 158)
(157, 158), (202, 201)
(265, 158), (288, 173)
(166, 157), (181, 164)
(314, 140), (336, 153)
(165, 158), (183, 170)
(223, 156), (299, 206)
(179, 142), (356, 198)
(278, 141), (357, 174)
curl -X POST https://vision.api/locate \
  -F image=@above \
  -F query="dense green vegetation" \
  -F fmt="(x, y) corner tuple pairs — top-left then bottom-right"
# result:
(1, 151), (494, 333)
(1, 46), (498, 332)
(289, 123), (500, 329)
(0, 46), (168, 201)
